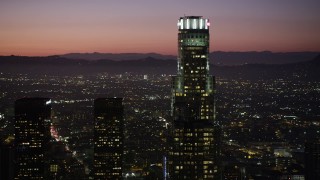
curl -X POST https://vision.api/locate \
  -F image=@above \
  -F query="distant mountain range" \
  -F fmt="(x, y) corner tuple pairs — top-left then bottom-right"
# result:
(214, 54), (320, 80)
(0, 53), (319, 81)
(210, 51), (319, 65)
(60, 52), (176, 61)
(59, 51), (319, 65)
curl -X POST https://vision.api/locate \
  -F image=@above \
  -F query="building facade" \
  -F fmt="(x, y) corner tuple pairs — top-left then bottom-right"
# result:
(14, 98), (52, 179)
(93, 98), (124, 179)
(169, 16), (220, 179)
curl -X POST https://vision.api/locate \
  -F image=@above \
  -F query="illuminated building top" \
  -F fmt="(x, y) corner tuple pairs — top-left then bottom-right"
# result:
(177, 16), (210, 30)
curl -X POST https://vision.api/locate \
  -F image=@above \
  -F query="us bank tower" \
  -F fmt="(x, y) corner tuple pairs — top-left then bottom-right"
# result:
(169, 16), (220, 179)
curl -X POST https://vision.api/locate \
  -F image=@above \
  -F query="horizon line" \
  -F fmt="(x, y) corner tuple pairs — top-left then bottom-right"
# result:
(1, 50), (320, 57)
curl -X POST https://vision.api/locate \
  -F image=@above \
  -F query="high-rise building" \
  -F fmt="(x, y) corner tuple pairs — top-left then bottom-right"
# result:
(93, 98), (124, 179)
(0, 136), (15, 180)
(169, 16), (220, 179)
(305, 140), (320, 180)
(14, 98), (52, 179)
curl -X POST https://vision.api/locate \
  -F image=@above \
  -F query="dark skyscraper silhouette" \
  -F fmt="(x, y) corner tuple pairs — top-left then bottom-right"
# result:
(305, 140), (320, 180)
(169, 16), (220, 179)
(0, 137), (14, 180)
(14, 98), (52, 179)
(93, 98), (124, 179)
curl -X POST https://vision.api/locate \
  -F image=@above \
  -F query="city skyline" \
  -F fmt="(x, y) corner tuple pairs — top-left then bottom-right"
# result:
(1, 0), (320, 56)
(1, 8), (319, 179)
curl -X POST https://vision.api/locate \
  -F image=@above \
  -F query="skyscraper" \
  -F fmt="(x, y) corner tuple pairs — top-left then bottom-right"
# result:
(305, 140), (320, 180)
(93, 98), (124, 179)
(14, 98), (52, 179)
(169, 16), (220, 179)
(0, 137), (14, 180)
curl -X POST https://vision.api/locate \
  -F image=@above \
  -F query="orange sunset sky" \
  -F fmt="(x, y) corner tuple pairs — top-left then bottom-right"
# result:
(1, 0), (320, 56)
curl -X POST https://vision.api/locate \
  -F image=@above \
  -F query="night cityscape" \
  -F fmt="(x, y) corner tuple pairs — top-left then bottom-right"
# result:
(1, 53), (319, 179)
(1, 1), (320, 180)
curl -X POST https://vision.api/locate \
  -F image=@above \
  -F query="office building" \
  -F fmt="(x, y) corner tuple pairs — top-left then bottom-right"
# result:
(305, 140), (320, 180)
(93, 98), (124, 179)
(0, 136), (15, 180)
(14, 98), (52, 179)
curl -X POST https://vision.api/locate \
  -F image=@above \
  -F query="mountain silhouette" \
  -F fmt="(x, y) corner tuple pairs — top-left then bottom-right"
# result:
(0, 53), (319, 80)
(57, 51), (319, 65)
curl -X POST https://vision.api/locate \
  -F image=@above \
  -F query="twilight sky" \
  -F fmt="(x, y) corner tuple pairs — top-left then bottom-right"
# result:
(1, 0), (320, 56)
